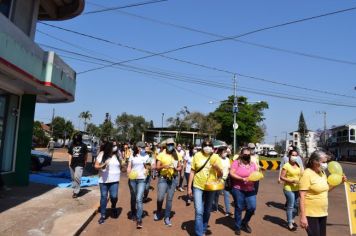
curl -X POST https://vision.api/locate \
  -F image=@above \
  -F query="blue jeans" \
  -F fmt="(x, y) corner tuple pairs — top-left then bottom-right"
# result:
(193, 187), (215, 236)
(212, 190), (231, 213)
(99, 182), (119, 217)
(283, 189), (299, 224)
(231, 188), (256, 230)
(129, 179), (145, 222)
(157, 176), (177, 219)
(144, 175), (151, 199)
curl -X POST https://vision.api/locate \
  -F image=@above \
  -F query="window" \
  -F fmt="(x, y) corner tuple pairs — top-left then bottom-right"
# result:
(0, 0), (12, 17)
(351, 129), (355, 141)
(294, 134), (298, 140)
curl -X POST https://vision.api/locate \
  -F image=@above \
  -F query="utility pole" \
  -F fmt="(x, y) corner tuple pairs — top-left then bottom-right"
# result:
(282, 131), (288, 154)
(317, 111), (327, 146)
(233, 75), (238, 155)
(51, 108), (55, 138)
(159, 113), (164, 143)
(274, 135), (277, 146)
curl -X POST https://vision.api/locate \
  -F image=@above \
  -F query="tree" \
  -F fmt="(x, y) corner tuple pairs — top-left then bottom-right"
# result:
(32, 121), (49, 146)
(298, 111), (309, 157)
(210, 96), (268, 145)
(184, 112), (221, 138)
(52, 116), (66, 140)
(167, 106), (190, 142)
(115, 112), (150, 142)
(64, 120), (74, 141)
(100, 113), (114, 140)
(79, 111), (92, 131)
(87, 123), (101, 137)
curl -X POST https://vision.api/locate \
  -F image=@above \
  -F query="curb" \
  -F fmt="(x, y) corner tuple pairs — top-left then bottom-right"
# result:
(74, 205), (99, 236)
(339, 161), (356, 166)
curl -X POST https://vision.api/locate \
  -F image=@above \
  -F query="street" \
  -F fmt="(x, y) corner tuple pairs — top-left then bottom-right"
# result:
(81, 163), (355, 236)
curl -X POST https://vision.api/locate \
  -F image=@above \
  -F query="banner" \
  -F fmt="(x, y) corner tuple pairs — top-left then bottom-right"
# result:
(344, 181), (356, 235)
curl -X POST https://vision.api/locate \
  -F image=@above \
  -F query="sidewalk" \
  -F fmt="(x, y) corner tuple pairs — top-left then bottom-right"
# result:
(0, 182), (99, 235)
(0, 148), (100, 236)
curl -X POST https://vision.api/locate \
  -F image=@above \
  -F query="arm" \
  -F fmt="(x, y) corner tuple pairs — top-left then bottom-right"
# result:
(187, 170), (195, 197)
(299, 191), (308, 229)
(175, 160), (183, 172)
(156, 160), (170, 171)
(229, 166), (247, 182)
(278, 159), (285, 182)
(68, 154), (72, 167)
(126, 159), (132, 175)
(280, 169), (297, 184)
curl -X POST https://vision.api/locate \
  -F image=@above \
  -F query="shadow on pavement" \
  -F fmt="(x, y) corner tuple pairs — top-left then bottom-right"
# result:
(77, 189), (92, 197)
(263, 214), (288, 228)
(181, 220), (195, 236)
(265, 201), (285, 211)
(215, 215), (235, 231)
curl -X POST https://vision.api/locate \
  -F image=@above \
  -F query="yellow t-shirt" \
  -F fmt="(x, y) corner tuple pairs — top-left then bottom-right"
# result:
(156, 150), (182, 177)
(283, 162), (301, 192)
(299, 168), (329, 217)
(191, 152), (223, 190)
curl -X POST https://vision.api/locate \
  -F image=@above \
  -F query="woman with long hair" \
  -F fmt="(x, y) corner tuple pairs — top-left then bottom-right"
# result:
(95, 141), (121, 224)
(299, 151), (346, 236)
(280, 150), (302, 231)
(127, 141), (149, 229)
(154, 138), (182, 227)
(184, 145), (196, 206)
(188, 139), (223, 236)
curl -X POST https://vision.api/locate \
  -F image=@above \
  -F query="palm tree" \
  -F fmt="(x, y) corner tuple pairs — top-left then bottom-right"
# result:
(79, 111), (92, 132)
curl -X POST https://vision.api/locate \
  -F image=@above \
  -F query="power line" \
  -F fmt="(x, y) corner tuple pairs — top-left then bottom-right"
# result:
(39, 22), (356, 100)
(84, 0), (168, 15)
(40, 43), (356, 108)
(102, 8), (356, 66)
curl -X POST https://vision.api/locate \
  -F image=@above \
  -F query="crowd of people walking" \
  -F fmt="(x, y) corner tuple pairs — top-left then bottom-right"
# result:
(68, 133), (346, 236)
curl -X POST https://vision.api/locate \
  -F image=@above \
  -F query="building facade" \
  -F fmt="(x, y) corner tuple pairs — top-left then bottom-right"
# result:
(288, 131), (318, 158)
(328, 124), (356, 161)
(0, 0), (84, 186)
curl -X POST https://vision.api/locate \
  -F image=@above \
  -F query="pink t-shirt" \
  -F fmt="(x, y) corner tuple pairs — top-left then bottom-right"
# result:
(231, 160), (257, 191)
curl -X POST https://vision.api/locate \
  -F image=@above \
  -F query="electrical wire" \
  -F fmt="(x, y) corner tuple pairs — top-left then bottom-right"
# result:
(84, 0), (168, 15)
(39, 22), (356, 100)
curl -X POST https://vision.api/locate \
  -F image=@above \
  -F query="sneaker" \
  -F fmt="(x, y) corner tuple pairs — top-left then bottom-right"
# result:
(178, 187), (184, 192)
(164, 217), (172, 227)
(137, 221), (143, 229)
(72, 193), (78, 198)
(225, 212), (232, 217)
(241, 222), (252, 233)
(186, 199), (191, 206)
(288, 223), (296, 231)
(98, 216), (105, 224)
(235, 229), (241, 235)
(154, 212), (161, 221)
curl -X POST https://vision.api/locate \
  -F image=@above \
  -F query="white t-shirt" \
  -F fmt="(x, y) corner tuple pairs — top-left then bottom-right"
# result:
(221, 157), (231, 180)
(97, 152), (121, 183)
(184, 153), (193, 173)
(129, 154), (149, 180)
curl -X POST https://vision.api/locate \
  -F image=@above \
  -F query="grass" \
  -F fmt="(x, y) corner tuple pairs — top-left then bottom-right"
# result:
(259, 155), (282, 161)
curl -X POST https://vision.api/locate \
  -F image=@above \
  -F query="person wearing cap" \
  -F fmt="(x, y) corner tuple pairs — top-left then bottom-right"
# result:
(154, 138), (183, 226)
(188, 139), (223, 236)
(127, 141), (150, 229)
(95, 141), (121, 224)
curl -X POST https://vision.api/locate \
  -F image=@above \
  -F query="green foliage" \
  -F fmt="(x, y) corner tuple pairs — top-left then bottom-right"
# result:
(210, 96), (268, 145)
(79, 111), (92, 131)
(100, 119), (114, 140)
(184, 112), (221, 138)
(86, 123), (101, 137)
(32, 121), (49, 146)
(298, 111), (308, 157)
(52, 117), (74, 140)
(115, 112), (150, 142)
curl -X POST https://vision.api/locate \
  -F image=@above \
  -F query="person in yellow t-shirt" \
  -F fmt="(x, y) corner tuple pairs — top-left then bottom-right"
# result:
(154, 138), (182, 226)
(280, 150), (301, 231)
(299, 151), (347, 236)
(187, 139), (223, 236)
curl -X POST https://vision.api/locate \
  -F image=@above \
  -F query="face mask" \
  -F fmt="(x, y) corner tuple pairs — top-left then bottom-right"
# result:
(112, 146), (118, 152)
(203, 146), (213, 154)
(320, 162), (328, 171)
(177, 147), (182, 151)
(221, 153), (227, 158)
(167, 145), (174, 152)
(193, 149), (197, 154)
(242, 154), (250, 161)
(290, 156), (298, 162)
(140, 150), (146, 156)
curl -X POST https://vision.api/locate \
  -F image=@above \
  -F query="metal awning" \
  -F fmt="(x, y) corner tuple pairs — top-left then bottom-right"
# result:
(38, 0), (85, 21)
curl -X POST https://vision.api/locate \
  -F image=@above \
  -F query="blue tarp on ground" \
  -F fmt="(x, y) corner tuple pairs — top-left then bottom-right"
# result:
(29, 171), (98, 188)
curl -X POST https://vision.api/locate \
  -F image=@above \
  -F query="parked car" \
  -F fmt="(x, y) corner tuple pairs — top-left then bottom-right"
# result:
(31, 150), (52, 171)
(267, 150), (278, 157)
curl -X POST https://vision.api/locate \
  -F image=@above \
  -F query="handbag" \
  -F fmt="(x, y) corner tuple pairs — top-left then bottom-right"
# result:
(224, 175), (232, 191)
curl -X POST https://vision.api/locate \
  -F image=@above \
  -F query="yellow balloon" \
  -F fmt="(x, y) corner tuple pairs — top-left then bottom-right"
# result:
(328, 161), (343, 175)
(128, 171), (138, 180)
(327, 174), (342, 186)
(248, 171), (264, 182)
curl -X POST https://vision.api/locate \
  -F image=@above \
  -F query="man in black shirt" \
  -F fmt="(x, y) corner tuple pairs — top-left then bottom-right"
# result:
(68, 133), (88, 198)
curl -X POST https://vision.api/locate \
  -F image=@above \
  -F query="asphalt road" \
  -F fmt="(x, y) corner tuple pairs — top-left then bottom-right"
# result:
(80, 163), (355, 236)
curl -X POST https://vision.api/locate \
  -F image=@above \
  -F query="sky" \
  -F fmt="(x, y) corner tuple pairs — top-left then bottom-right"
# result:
(34, 0), (356, 144)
